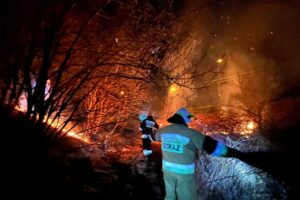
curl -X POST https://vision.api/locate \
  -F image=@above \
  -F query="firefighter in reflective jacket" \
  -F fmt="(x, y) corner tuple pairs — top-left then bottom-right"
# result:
(139, 113), (159, 160)
(156, 108), (241, 200)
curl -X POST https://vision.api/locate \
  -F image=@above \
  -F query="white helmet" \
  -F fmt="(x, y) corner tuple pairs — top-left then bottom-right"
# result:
(138, 112), (148, 121)
(175, 107), (194, 124)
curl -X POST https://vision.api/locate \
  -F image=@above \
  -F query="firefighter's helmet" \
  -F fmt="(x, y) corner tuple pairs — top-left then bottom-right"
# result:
(175, 107), (194, 124)
(139, 112), (148, 121)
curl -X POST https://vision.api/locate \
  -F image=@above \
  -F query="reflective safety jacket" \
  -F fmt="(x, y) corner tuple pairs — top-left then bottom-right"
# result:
(156, 124), (205, 174)
(140, 117), (159, 138)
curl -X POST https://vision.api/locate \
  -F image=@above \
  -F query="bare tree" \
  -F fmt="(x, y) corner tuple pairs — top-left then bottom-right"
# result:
(0, 0), (186, 140)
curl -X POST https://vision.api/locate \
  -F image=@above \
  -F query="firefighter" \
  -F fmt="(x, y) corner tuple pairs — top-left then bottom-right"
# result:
(139, 113), (159, 160)
(155, 107), (241, 200)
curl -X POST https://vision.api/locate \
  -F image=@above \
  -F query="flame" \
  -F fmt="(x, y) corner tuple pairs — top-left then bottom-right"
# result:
(43, 117), (90, 143)
(14, 105), (90, 143)
(13, 79), (90, 143)
(239, 120), (256, 135)
(65, 130), (90, 143)
(246, 121), (255, 130)
(192, 114), (257, 136)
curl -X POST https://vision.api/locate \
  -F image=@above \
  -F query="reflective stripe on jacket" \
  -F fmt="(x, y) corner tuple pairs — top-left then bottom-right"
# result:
(163, 160), (195, 174)
(156, 124), (205, 174)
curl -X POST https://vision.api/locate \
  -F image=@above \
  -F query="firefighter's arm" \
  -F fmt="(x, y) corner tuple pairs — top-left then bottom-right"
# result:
(154, 121), (159, 129)
(155, 129), (161, 141)
(202, 136), (243, 158)
(202, 136), (288, 176)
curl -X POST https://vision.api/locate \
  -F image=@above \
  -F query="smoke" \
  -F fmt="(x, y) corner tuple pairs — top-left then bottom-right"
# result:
(215, 1), (300, 97)
(178, 1), (300, 112)
(131, 1), (300, 119)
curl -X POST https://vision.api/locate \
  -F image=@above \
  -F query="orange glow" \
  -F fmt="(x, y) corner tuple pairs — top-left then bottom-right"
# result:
(247, 121), (255, 130)
(14, 88), (89, 143)
(240, 120), (256, 135)
(169, 84), (177, 93)
(15, 102), (90, 143)
(43, 117), (90, 143)
(66, 130), (90, 143)
(217, 58), (223, 64)
(193, 113), (257, 136)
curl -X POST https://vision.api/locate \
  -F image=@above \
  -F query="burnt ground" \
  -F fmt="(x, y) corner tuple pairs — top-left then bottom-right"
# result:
(0, 106), (165, 199)
(1, 135), (165, 200)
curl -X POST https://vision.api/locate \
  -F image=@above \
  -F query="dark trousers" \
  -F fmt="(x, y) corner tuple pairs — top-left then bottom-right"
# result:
(142, 137), (152, 150)
(142, 137), (152, 157)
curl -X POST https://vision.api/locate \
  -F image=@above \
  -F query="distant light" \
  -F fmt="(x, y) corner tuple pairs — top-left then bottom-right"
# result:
(270, 31), (274, 35)
(217, 58), (223, 64)
(170, 86), (176, 93)
(120, 91), (125, 95)
(169, 84), (177, 94)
